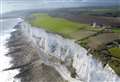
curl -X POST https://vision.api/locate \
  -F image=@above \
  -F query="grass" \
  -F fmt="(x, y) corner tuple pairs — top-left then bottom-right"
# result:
(109, 48), (120, 59)
(29, 13), (120, 76)
(112, 28), (120, 33)
(108, 47), (120, 76)
(109, 60), (120, 76)
(30, 13), (101, 38)
(109, 59), (120, 76)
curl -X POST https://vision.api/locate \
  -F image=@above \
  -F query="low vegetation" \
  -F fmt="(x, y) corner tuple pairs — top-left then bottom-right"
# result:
(30, 13), (102, 38)
(29, 13), (120, 76)
(112, 28), (120, 33)
(109, 48), (120, 59)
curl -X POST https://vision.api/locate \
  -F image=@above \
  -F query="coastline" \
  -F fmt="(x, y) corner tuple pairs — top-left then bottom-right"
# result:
(6, 25), (67, 82)
(1, 5), (120, 82)
(5, 20), (120, 82)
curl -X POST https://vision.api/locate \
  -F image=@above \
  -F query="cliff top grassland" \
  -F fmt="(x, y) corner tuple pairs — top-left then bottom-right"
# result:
(29, 8), (120, 76)
(30, 13), (102, 38)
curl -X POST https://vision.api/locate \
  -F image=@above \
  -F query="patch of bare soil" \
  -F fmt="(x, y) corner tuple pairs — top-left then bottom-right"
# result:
(87, 33), (120, 50)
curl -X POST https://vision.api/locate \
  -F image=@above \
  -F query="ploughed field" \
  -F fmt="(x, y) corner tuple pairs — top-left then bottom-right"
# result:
(28, 7), (120, 76)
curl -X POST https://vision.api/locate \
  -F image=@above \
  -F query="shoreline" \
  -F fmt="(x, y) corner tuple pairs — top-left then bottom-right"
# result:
(6, 26), (67, 82)
(29, 13), (120, 76)
(4, 18), (120, 82)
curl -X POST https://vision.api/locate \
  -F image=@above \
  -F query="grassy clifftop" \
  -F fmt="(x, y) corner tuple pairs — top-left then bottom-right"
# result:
(30, 13), (102, 38)
(29, 13), (120, 76)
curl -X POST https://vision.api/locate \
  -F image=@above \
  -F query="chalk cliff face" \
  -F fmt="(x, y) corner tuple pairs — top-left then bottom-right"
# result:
(7, 20), (67, 82)
(6, 19), (120, 82)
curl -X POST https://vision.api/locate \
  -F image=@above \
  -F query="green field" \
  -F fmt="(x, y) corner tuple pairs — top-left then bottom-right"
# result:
(109, 47), (120, 76)
(29, 13), (120, 76)
(112, 28), (120, 33)
(109, 48), (120, 59)
(30, 13), (101, 38)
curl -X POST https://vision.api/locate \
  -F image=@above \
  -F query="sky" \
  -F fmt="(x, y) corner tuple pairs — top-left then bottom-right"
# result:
(1, 0), (120, 14)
